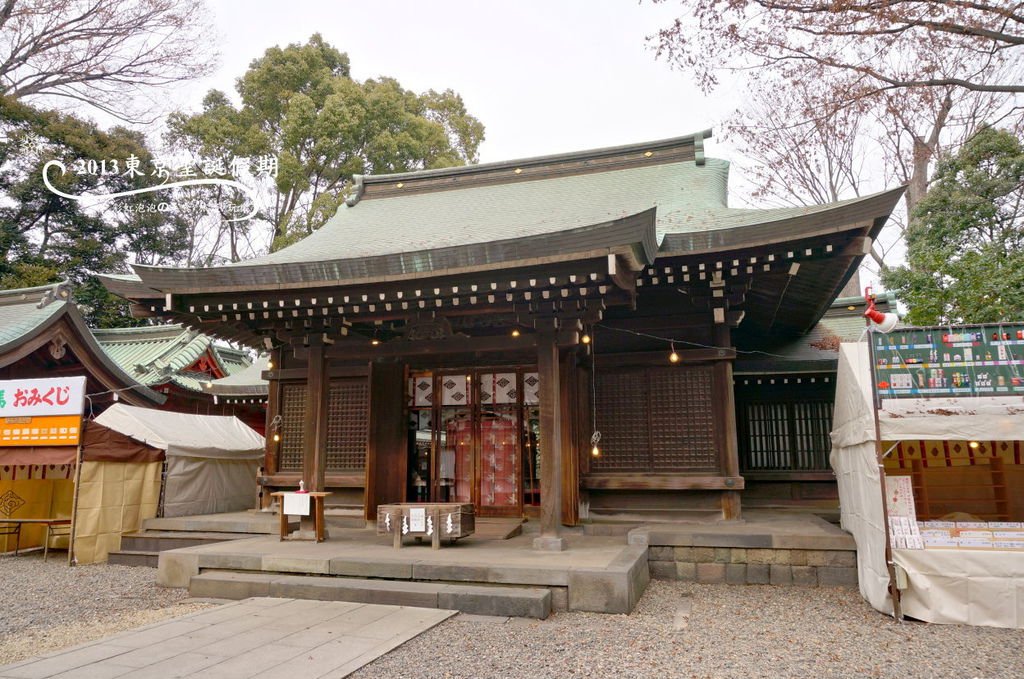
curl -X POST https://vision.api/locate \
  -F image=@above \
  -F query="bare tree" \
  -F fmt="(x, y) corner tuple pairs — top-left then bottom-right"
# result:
(0, 0), (217, 122)
(652, 1), (1024, 97)
(726, 75), (867, 208)
(652, 0), (1022, 278)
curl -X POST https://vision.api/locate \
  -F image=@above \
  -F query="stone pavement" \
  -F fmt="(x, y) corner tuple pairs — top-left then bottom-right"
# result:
(0, 598), (455, 679)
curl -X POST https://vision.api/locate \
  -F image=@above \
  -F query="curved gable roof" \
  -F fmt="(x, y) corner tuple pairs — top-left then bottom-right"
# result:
(0, 283), (164, 406)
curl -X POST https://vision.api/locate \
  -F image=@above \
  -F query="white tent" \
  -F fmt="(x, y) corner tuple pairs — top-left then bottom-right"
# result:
(831, 342), (1024, 628)
(95, 404), (265, 517)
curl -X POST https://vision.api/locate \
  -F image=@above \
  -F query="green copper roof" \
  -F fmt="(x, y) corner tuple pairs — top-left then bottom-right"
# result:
(0, 283), (69, 355)
(94, 323), (251, 393)
(0, 282), (164, 405)
(205, 355), (269, 397)
(241, 158), (729, 268)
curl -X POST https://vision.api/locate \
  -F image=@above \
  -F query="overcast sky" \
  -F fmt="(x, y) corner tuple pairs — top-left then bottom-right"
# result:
(178, 1), (740, 165)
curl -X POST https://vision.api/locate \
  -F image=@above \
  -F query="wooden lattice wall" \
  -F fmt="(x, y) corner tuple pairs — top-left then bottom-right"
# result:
(593, 366), (718, 473)
(277, 378), (369, 473)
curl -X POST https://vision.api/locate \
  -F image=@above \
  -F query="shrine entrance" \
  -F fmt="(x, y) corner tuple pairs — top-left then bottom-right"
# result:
(407, 368), (542, 518)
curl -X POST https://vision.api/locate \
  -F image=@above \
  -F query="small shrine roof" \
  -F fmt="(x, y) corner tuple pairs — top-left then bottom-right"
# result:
(94, 323), (252, 393)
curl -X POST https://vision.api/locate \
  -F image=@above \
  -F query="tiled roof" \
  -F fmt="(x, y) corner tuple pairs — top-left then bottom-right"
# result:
(245, 158), (730, 266)
(0, 282), (164, 405)
(204, 355), (269, 397)
(0, 283), (70, 355)
(94, 323), (251, 393)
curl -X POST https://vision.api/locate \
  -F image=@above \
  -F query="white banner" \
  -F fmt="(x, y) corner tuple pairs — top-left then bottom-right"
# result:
(282, 492), (311, 516)
(0, 376), (87, 418)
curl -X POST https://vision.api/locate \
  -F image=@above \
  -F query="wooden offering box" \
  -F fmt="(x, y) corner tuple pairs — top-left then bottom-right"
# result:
(377, 503), (475, 548)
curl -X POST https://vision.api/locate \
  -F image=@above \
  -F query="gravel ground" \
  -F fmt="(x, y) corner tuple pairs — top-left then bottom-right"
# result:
(352, 580), (1024, 679)
(2, 552), (1022, 678)
(0, 552), (214, 666)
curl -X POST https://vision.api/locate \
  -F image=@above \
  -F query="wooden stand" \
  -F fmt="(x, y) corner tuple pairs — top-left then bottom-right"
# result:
(377, 502), (474, 549)
(271, 492), (330, 542)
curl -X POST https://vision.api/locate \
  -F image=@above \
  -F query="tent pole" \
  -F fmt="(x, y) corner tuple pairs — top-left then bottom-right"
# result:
(67, 422), (85, 567)
(867, 329), (903, 622)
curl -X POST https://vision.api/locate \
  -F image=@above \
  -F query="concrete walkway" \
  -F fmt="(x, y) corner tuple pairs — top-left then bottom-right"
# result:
(0, 598), (455, 679)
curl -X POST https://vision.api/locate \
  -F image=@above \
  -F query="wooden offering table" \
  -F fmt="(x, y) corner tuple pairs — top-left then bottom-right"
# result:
(377, 503), (474, 550)
(270, 492), (330, 542)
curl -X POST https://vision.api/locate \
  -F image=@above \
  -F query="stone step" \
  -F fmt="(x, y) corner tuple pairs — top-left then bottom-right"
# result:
(120, 530), (253, 553)
(108, 550), (159, 568)
(189, 570), (552, 619)
(142, 513), (288, 534)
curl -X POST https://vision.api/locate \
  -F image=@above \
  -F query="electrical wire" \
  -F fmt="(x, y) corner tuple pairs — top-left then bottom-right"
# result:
(593, 323), (798, 360)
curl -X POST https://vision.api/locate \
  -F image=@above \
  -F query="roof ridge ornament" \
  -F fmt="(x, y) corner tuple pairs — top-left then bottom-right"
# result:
(36, 281), (73, 309)
(345, 174), (365, 207)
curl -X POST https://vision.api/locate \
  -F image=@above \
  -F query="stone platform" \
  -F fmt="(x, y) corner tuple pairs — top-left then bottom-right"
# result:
(156, 526), (649, 617)
(627, 510), (858, 586)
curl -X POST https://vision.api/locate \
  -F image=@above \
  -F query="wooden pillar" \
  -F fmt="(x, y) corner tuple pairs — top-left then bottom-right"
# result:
(534, 326), (566, 551)
(302, 335), (331, 534)
(365, 361), (407, 520)
(260, 349), (280, 510)
(713, 323), (742, 521)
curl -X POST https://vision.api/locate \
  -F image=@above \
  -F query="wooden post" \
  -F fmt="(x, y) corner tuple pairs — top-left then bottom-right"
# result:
(392, 508), (403, 549)
(431, 507), (441, 550)
(302, 334), (331, 535)
(713, 324), (742, 521)
(534, 325), (566, 551)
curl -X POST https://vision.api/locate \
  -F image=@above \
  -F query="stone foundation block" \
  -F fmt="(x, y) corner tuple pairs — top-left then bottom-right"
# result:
(746, 564), (770, 584)
(729, 548), (747, 564)
(692, 547), (715, 563)
(770, 564), (793, 585)
(550, 587), (568, 612)
(826, 551), (857, 568)
(805, 550), (828, 566)
(714, 548), (731, 563)
(789, 550), (808, 566)
(747, 548), (775, 565)
(792, 566), (817, 586)
(696, 563), (726, 584)
(676, 562), (697, 582)
(649, 546), (674, 561)
(673, 547), (694, 562)
(818, 566), (858, 587)
(725, 563), (747, 585)
(650, 561), (678, 580)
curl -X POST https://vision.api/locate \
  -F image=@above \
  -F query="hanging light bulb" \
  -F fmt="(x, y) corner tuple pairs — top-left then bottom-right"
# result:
(511, 328), (521, 337)
(590, 431), (601, 458)
(266, 358), (274, 369)
(371, 338), (381, 346)
(272, 432), (281, 443)
(581, 333), (591, 345)
(669, 342), (680, 363)
(968, 440), (980, 449)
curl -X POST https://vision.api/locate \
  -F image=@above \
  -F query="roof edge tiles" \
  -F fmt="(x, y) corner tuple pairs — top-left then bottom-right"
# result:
(128, 208), (659, 295)
(658, 186), (906, 257)
(0, 280), (73, 309)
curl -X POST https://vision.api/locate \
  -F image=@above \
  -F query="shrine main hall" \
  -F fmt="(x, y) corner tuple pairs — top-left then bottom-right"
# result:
(103, 130), (902, 548)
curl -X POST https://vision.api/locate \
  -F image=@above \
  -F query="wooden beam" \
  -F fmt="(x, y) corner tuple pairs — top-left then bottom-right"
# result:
(581, 474), (745, 490)
(596, 347), (736, 367)
(259, 473), (364, 488)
